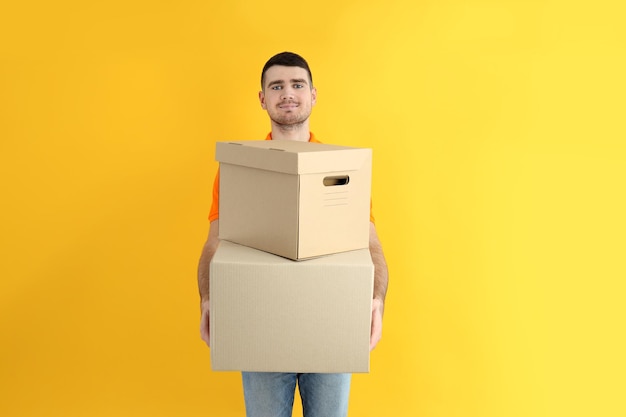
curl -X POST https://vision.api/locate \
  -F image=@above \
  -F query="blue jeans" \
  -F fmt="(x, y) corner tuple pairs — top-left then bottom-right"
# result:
(242, 372), (351, 417)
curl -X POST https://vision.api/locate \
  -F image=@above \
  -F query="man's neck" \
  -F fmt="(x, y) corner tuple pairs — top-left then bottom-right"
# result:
(270, 121), (311, 142)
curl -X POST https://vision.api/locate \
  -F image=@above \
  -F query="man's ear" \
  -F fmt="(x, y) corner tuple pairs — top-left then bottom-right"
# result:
(311, 87), (317, 106)
(259, 90), (266, 109)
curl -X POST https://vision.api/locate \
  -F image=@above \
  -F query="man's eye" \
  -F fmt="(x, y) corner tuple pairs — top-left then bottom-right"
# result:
(294, 84), (303, 89)
(272, 85), (282, 90)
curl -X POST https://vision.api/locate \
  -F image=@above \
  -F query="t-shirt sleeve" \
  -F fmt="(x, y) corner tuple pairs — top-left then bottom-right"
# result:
(208, 168), (220, 222)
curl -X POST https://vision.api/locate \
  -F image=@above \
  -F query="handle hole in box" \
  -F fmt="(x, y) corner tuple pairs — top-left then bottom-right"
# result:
(323, 175), (350, 186)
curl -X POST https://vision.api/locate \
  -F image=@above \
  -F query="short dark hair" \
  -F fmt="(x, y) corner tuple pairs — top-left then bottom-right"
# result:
(261, 52), (313, 89)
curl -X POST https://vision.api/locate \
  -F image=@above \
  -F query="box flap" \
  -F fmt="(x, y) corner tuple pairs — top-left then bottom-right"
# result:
(216, 140), (371, 174)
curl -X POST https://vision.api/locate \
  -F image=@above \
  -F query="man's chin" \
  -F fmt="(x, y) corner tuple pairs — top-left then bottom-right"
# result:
(271, 116), (308, 127)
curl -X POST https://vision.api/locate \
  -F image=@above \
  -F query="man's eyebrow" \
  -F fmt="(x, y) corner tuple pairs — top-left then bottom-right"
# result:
(266, 78), (309, 88)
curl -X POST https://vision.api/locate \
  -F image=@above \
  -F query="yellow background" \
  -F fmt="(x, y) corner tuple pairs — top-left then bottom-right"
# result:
(1, 1), (625, 416)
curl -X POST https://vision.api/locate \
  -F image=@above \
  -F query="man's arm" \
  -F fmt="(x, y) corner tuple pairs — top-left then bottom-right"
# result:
(369, 221), (389, 351)
(198, 220), (220, 347)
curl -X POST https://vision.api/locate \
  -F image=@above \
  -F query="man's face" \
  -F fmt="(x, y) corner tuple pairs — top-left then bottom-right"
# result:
(259, 65), (317, 128)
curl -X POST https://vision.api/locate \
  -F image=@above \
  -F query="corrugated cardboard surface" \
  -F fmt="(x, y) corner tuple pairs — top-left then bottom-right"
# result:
(210, 241), (374, 373)
(217, 140), (372, 260)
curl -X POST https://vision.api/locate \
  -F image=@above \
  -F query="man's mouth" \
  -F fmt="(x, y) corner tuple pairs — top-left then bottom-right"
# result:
(279, 102), (299, 110)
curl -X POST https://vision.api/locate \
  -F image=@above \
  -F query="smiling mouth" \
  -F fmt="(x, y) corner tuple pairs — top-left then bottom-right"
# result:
(279, 103), (299, 109)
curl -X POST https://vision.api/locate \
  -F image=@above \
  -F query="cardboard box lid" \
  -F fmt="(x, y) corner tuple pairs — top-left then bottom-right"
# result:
(211, 238), (374, 267)
(216, 140), (372, 175)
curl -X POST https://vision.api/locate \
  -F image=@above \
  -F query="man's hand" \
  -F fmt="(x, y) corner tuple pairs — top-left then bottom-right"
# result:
(200, 300), (211, 347)
(370, 298), (384, 351)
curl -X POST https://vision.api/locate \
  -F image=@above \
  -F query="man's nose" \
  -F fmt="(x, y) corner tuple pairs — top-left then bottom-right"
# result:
(281, 87), (294, 99)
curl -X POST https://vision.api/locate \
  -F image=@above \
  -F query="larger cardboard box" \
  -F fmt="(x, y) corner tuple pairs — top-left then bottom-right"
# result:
(216, 140), (372, 260)
(210, 240), (374, 373)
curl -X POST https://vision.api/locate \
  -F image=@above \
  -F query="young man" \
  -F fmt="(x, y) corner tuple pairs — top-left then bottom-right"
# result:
(198, 52), (389, 417)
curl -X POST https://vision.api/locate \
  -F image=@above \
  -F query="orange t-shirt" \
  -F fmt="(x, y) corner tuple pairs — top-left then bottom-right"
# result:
(208, 132), (374, 223)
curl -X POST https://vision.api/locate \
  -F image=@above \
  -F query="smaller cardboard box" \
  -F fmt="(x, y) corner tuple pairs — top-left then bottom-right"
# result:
(210, 240), (374, 373)
(216, 140), (372, 260)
